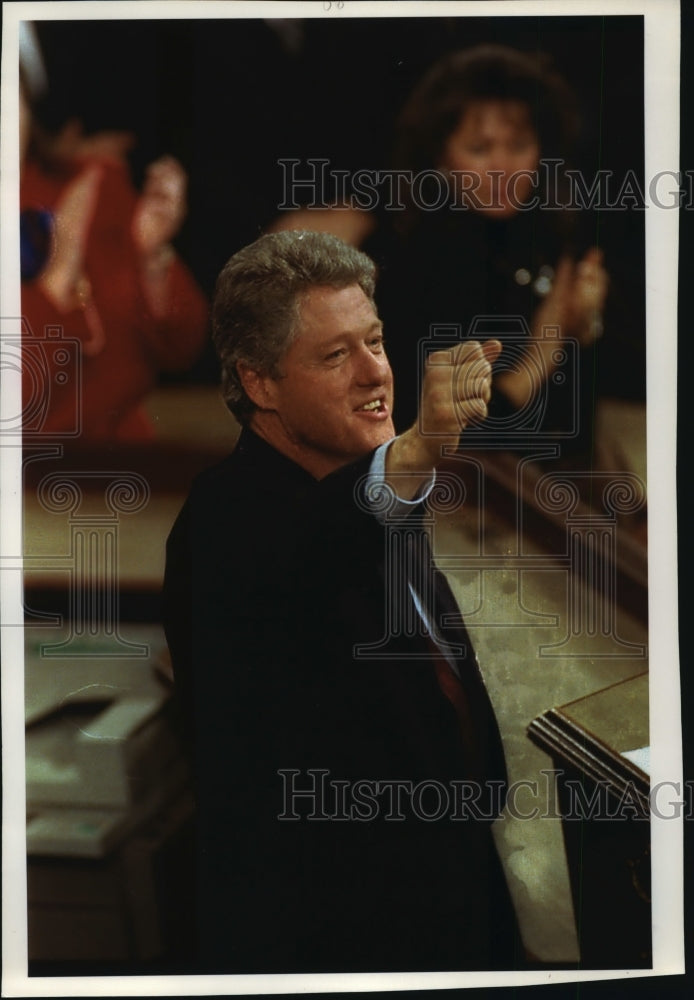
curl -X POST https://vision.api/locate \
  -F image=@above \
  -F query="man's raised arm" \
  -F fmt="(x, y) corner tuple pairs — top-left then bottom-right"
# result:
(385, 338), (502, 499)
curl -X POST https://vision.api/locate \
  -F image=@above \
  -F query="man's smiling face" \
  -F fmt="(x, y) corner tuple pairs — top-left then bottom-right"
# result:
(246, 284), (396, 479)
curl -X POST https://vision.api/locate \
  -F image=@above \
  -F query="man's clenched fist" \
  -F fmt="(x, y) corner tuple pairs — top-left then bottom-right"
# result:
(418, 338), (502, 445)
(385, 338), (502, 498)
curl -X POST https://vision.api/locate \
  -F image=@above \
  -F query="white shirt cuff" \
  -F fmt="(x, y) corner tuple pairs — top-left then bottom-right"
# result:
(364, 439), (436, 521)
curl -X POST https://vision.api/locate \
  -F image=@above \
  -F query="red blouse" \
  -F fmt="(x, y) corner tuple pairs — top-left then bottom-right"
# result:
(21, 158), (209, 441)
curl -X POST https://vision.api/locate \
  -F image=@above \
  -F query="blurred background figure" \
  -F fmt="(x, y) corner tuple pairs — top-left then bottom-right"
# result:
(19, 23), (208, 442)
(271, 45), (609, 456)
(374, 45), (609, 448)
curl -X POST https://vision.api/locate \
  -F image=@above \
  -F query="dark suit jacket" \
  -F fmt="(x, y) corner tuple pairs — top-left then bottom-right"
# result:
(163, 428), (519, 972)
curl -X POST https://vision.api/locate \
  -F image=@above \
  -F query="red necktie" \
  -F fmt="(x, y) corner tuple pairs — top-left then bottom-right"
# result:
(430, 644), (484, 781)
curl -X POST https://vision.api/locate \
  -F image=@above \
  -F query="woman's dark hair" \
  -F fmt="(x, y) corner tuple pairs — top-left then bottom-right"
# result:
(394, 44), (580, 175)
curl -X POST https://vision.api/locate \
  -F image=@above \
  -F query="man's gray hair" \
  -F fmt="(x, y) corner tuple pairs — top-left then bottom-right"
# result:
(212, 230), (377, 424)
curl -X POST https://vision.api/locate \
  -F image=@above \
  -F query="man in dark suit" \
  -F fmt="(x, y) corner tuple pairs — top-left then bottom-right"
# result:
(163, 230), (520, 973)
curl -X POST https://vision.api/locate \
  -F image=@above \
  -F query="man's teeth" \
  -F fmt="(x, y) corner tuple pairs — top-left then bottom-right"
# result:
(360, 400), (382, 411)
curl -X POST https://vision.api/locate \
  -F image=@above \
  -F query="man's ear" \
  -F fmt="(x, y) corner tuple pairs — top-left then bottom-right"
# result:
(236, 363), (278, 410)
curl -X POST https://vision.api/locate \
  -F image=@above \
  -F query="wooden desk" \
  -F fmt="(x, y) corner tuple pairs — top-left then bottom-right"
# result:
(28, 788), (195, 971)
(528, 673), (651, 968)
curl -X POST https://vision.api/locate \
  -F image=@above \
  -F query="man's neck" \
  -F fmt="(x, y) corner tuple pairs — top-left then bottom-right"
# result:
(247, 411), (341, 481)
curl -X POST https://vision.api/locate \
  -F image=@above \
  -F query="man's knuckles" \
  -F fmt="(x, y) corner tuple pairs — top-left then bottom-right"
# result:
(457, 396), (488, 419)
(426, 341), (485, 370)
